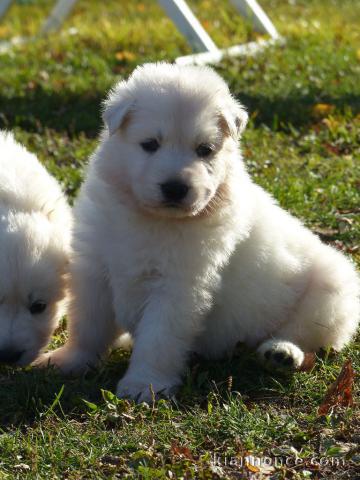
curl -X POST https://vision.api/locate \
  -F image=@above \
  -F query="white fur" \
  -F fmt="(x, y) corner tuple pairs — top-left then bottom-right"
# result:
(38, 63), (360, 402)
(0, 131), (72, 365)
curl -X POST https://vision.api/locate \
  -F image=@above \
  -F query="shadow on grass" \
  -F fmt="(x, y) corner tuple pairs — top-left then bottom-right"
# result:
(0, 86), (359, 136)
(0, 346), (295, 428)
(238, 92), (360, 130)
(0, 353), (130, 427)
(179, 345), (296, 408)
(0, 89), (104, 137)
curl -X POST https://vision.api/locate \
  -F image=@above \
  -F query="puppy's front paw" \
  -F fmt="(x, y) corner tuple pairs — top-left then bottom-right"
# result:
(33, 346), (98, 375)
(257, 340), (305, 371)
(116, 375), (178, 403)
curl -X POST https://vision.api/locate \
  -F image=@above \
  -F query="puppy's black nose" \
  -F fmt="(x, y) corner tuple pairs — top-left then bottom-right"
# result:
(160, 180), (189, 203)
(0, 349), (24, 364)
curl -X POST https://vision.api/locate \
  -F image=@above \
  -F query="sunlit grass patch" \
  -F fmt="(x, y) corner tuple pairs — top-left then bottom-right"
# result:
(0, 0), (358, 478)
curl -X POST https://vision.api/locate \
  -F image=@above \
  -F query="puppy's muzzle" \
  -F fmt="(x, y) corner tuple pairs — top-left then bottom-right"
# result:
(160, 180), (190, 205)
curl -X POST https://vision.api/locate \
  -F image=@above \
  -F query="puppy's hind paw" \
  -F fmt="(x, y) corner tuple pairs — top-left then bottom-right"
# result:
(257, 340), (305, 372)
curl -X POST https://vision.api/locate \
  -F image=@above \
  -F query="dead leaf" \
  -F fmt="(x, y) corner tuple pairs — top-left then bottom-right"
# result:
(318, 359), (354, 416)
(115, 51), (136, 62)
(245, 462), (260, 473)
(299, 352), (316, 372)
(170, 442), (195, 461)
(312, 103), (335, 118)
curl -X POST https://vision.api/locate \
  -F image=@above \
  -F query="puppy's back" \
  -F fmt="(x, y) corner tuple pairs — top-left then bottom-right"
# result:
(0, 131), (71, 233)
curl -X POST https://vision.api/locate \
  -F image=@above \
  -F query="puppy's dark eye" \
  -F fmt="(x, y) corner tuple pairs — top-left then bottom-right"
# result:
(140, 138), (160, 153)
(29, 301), (47, 315)
(196, 143), (213, 158)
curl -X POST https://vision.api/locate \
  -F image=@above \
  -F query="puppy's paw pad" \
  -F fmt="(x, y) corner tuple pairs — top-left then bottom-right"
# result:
(258, 340), (304, 371)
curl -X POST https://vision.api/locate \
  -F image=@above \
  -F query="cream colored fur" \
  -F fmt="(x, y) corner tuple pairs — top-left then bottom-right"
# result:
(0, 131), (72, 365)
(35, 64), (359, 402)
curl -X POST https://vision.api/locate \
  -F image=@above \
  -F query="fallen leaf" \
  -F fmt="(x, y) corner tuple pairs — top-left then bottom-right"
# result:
(245, 462), (260, 473)
(299, 352), (316, 372)
(115, 51), (136, 62)
(312, 103), (335, 118)
(170, 442), (195, 461)
(318, 359), (354, 416)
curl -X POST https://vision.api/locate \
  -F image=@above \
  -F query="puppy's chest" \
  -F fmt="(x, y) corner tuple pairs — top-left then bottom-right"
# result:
(103, 220), (232, 295)
(104, 231), (180, 327)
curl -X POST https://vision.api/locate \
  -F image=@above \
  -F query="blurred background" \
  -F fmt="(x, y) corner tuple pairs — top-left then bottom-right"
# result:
(0, 0), (359, 245)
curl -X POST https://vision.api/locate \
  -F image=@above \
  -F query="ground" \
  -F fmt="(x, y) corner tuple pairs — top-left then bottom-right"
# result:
(0, 1), (359, 478)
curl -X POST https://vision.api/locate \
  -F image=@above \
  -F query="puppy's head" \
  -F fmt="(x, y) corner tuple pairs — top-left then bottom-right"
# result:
(99, 63), (248, 218)
(0, 211), (70, 366)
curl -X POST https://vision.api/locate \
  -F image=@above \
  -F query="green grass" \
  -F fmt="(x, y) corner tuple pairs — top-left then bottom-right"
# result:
(0, 0), (359, 478)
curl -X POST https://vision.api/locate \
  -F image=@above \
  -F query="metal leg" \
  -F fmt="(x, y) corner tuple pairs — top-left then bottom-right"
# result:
(41, 0), (78, 34)
(230, 0), (279, 39)
(158, 0), (218, 53)
(158, 0), (280, 65)
(0, 0), (12, 20)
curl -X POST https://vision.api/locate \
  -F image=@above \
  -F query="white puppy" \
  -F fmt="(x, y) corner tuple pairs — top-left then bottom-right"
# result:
(0, 131), (72, 366)
(38, 63), (359, 402)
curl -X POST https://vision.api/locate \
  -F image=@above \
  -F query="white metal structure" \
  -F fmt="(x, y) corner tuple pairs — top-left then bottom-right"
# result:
(231, 0), (279, 38)
(163, 0), (280, 64)
(0, 0), (281, 65)
(0, 0), (12, 20)
(158, 0), (219, 54)
(41, 0), (78, 34)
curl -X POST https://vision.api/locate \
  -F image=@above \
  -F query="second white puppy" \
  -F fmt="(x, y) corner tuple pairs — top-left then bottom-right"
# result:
(0, 131), (72, 366)
(38, 63), (359, 401)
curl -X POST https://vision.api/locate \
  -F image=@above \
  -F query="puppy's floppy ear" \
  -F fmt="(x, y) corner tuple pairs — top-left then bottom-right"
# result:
(220, 98), (248, 139)
(102, 81), (134, 135)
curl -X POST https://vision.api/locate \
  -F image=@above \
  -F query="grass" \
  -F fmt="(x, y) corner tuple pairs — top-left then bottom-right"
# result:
(0, 0), (359, 478)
